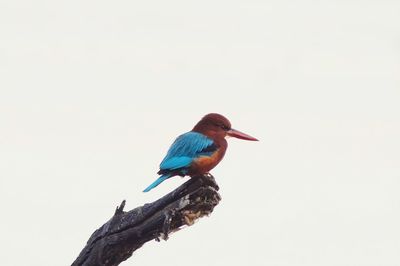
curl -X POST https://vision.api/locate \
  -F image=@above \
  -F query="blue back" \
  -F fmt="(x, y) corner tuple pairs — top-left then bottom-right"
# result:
(160, 131), (215, 171)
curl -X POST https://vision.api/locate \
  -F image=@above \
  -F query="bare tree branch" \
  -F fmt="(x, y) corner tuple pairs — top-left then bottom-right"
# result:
(72, 174), (221, 266)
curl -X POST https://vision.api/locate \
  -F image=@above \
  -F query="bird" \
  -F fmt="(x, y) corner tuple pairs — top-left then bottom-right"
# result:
(143, 113), (258, 192)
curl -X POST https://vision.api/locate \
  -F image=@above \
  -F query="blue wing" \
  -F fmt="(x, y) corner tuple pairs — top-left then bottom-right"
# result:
(159, 131), (216, 172)
(143, 132), (216, 192)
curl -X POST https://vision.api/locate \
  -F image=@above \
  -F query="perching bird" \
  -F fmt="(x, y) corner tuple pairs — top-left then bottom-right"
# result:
(143, 113), (258, 192)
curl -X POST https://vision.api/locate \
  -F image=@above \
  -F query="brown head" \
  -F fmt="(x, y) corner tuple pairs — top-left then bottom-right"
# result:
(192, 113), (258, 141)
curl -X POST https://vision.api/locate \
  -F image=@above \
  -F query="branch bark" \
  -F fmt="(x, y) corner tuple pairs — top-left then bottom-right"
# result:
(72, 174), (221, 266)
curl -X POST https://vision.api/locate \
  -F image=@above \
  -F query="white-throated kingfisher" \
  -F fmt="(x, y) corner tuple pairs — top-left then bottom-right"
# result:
(143, 113), (258, 192)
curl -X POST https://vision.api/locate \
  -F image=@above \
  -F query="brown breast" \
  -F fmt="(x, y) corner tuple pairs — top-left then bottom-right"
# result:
(189, 148), (226, 175)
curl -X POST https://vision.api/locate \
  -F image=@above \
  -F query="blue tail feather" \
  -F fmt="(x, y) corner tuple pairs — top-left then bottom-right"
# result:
(143, 174), (171, 192)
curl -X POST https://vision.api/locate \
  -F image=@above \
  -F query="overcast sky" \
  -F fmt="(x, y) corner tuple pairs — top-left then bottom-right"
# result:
(1, 1), (399, 265)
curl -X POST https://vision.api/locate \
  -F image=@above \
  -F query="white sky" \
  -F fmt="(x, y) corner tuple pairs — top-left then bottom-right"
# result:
(1, 1), (400, 265)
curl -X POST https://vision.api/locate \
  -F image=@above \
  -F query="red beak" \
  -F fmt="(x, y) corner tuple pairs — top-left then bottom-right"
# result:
(227, 128), (258, 141)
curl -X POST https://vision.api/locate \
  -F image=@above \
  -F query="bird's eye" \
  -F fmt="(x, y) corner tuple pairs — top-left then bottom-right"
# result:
(221, 124), (230, 131)
(212, 122), (230, 131)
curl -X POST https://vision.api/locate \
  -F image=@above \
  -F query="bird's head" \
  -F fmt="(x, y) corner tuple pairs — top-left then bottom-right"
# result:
(192, 113), (258, 141)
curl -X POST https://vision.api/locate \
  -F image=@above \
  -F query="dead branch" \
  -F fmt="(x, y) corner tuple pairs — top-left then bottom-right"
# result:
(72, 174), (221, 266)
